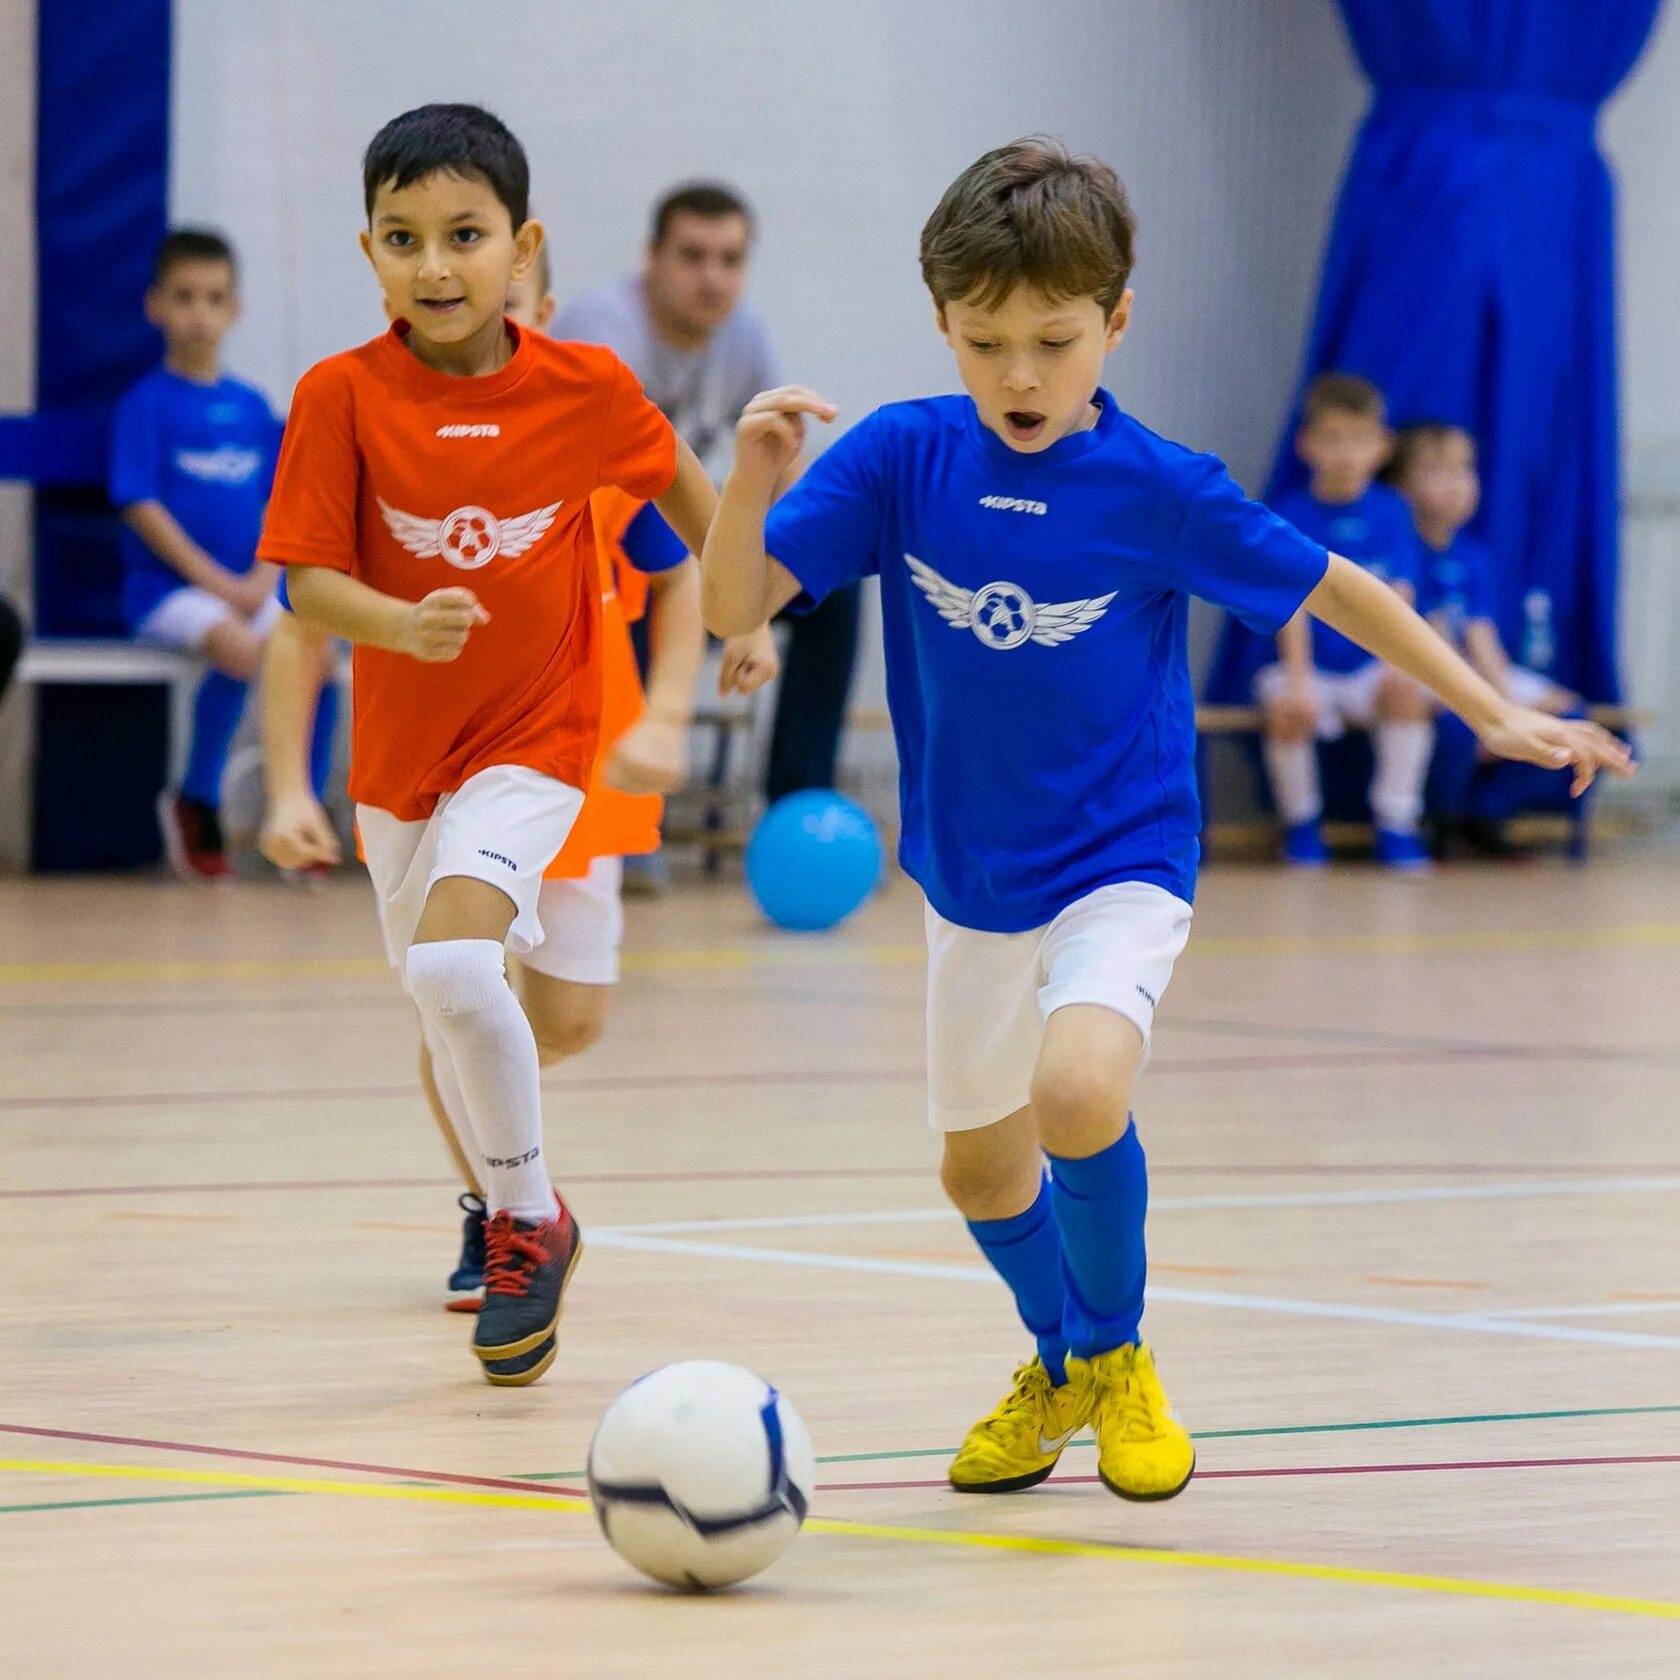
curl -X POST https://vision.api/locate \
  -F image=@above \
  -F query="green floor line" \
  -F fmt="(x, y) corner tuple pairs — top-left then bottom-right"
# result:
(9, 1400), (1677, 1515)
(0, 1488), (280, 1515)
(516, 1400), (1680, 1479)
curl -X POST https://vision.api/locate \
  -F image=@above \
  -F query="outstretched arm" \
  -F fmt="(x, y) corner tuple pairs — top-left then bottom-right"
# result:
(1306, 555), (1632, 794)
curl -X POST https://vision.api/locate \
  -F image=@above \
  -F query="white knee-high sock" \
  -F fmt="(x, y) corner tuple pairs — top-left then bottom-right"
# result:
(420, 1015), (481, 1172)
(1263, 737), (1322, 826)
(1371, 720), (1433, 833)
(406, 939), (553, 1223)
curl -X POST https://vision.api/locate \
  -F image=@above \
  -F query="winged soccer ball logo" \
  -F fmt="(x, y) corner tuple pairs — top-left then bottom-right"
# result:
(378, 499), (563, 571)
(904, 553), (1115, 650)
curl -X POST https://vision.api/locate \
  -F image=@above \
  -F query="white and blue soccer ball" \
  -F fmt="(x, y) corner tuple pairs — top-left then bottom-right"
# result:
(587, 1360), (815, 1590)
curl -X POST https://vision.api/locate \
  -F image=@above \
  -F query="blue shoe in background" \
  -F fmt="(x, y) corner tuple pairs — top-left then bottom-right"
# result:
(1375, 828), (1432, 872)
(1281, 819), (1329, 868)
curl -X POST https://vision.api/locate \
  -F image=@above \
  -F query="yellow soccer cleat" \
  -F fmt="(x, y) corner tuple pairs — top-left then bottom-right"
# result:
(1076, 1342), (1196, 1501)
(948, 1358), (1094, 1493)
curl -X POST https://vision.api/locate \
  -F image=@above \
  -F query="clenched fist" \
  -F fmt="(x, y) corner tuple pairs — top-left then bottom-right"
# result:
(399, 587), (489, 662)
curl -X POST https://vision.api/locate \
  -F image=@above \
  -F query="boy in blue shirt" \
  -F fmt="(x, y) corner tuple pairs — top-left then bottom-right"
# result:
(1388, 421), (1582, 853)
(1257, 373), (1435, 869)
(111, 228), (332, 877)
(701, 139), (1630, 1505)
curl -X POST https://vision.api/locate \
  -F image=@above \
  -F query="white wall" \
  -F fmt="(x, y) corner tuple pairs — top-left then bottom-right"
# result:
(169, 0), (1367, 806)
(171, 0), (1363, 489)
(1604, 4), (1680, 801)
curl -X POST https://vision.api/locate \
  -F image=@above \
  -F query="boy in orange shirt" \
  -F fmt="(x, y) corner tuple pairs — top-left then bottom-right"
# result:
(260, 104), (719, 1385)
(260, 260), (776, 1318)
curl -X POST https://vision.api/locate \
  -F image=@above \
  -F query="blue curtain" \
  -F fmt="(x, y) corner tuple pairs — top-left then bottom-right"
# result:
(1207, 0), (1662, 707)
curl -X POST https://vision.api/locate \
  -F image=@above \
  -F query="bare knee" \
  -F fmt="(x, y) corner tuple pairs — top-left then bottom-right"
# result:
(533, 1014), (604, 1066)
(1031, 1062), (1133, 1161)
(1376, 673), (1432, 723)
(526, 980), (610, 1066)
(1263, 702), (1316, 745)
(940, 1115), (1043, 1221)
(200, 620), (263, 682)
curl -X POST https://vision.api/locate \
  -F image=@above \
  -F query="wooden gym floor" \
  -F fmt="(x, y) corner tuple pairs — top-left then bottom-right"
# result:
(3, 856), (1680, 1676)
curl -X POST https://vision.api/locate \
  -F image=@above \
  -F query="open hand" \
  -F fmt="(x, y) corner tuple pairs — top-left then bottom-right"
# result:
(1477, 705), (1635, 797)
(400, 587), (489, 663)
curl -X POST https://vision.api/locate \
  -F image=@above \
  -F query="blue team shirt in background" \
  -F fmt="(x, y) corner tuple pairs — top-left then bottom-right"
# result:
(763, 391), (1329, 931)
(1419, 530), (1496, 651)
(1269, 484), (1422, 675)
(110, 366), (283, 628)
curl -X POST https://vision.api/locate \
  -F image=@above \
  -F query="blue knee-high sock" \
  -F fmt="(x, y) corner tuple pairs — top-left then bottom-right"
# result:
(180, 669), (250, 807)
(308, 678), (340, 799)
(1048, 1118), (1148, 1360)
(965, 1176), (1069, 1385)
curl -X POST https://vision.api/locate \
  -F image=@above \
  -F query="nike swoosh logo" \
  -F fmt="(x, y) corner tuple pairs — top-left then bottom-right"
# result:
(1038, 1427), (1078, 1456)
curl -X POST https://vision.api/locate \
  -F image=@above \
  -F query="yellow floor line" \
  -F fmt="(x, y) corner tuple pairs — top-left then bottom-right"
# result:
(3, 922), (1678, 987)
(5, 1458), (1677, 1621)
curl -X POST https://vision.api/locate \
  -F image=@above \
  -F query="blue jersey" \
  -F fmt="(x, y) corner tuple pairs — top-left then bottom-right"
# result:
(1420, 531), (1496, 651)
(763, 392), (1328, 931)
(110, 366), (282, 628)
(1270, 484), (1422, 674)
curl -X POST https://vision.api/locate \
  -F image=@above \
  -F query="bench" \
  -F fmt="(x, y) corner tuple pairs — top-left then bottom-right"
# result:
(1195, 702), (1649, 860)
(15, 638), (351, 787)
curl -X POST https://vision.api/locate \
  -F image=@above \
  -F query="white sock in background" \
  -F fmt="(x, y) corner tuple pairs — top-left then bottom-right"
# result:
(406, 939), (553, 1223)
(1371, 720), (1434, 834)
(1263, 736), (1323, 826)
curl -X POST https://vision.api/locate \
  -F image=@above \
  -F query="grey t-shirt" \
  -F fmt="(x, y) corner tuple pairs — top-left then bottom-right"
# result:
(554, 276), (780, 482)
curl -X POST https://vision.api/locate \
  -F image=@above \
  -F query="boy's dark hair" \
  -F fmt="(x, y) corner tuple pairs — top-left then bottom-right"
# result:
(919, 137), (1136, 314)
(362, 103), (529, 229)
(1301, 372), (1387, 428)
(152, 227), (237, 287)
(1383, 419), (1472, 484)
(650, 182), (753, 247)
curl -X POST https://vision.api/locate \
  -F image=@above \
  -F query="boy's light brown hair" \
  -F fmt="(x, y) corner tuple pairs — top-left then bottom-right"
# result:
(1301, 371), (1387, 428)
(919, 137), (1136, 315)
(1383, 419), (1472, 484)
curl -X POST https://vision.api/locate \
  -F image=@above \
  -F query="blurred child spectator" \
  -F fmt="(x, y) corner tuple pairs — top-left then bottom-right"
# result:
(1387, 421), (1582, 856)
(1256, 373), (1432, 870)
(111, 228), (334, 877)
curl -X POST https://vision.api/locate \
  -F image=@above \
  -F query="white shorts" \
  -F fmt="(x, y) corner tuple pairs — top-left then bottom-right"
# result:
(522, 856), (625, 986)
(1255, 659), (1392, 740)
(924, 882), (1193, 1133)
(135, 585), (282, 653)
(357, 765), (585, 969)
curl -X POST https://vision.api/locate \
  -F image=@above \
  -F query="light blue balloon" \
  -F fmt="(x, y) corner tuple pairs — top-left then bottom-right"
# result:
(745, 791), (884, 931)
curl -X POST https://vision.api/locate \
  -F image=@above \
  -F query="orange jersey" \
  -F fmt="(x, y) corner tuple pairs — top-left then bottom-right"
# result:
(260, 322), (675, 821)
(546, 490), (669, 878)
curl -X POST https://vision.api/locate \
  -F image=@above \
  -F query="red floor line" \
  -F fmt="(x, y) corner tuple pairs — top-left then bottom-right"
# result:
(9, 1162), (1680, 1201)
(5, 1043), (1656, 1116)
(821, 1452), (1680, 1492)
(0, 1167), (938, 1200)
(0, 1423), (587, 1500)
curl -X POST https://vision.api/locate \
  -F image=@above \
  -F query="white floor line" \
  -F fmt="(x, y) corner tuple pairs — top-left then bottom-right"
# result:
(587, 1230), (1680, 1352)
(596, 1174), (1680, 1238)
(1460, 1299), (1680, 1321)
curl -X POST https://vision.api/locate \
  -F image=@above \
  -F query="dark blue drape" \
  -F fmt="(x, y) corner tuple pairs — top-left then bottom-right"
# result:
(1208, 0), (1661, 707)
(31, 0), (173, 869)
